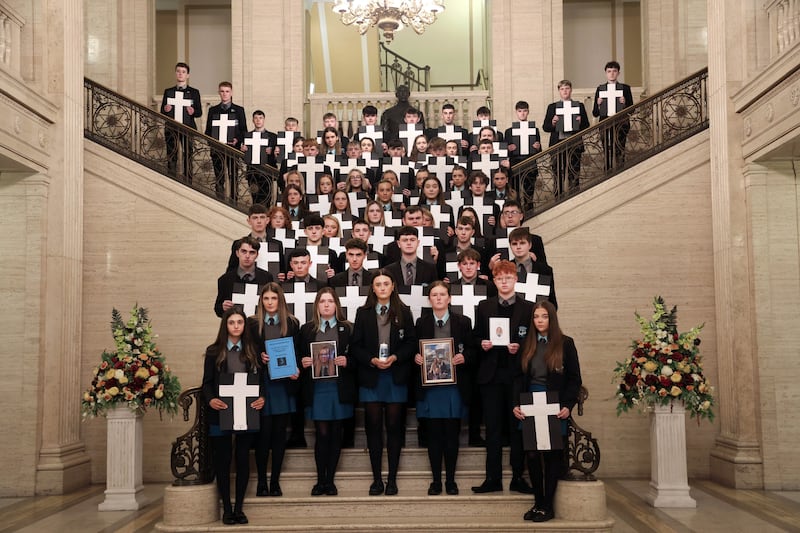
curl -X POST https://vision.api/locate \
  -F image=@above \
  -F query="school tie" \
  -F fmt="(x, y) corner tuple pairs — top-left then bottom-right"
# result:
(268, 318), (275, 326)
(380, 305), (388, 315)
(500, 300), (510, 308)
(517, 263), (526, 280)
(404, 263), (413, 285)
(384, 204), (391, 211)
(437, 320), (444, 328)
(291, 208), (297, 217)
(231, 345), (240, 352)
(352, 272), (359, 286)
(539, 337), (547, 344)
(323, 320), (330, 332)
(242, 273), (253, 282)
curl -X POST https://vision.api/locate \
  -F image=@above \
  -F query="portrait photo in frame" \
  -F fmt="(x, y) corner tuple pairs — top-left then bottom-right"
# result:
(419, 338), (456, 386)
(311, 340), (338, 379)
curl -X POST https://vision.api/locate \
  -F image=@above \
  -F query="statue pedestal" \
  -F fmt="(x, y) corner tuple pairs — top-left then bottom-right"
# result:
(646, 402), (697, 508)
(98, 406), (146, 511)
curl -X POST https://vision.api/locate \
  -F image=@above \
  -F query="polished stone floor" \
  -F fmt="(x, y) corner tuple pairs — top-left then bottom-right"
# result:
(1, 479), (798, 532)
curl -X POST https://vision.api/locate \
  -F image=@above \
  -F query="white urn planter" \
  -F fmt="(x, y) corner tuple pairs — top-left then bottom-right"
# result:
(98, 405), (146, 511)
(645, 401), (697, 508)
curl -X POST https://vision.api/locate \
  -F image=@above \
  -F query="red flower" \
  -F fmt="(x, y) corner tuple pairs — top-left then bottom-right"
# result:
(659, 376), (670, 387)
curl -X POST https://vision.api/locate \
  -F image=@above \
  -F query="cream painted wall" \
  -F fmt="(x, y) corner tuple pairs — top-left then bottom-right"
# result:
(531, 131), (719, 477)
(564, 0), (614, 88)
(185, 5), (232, 95)
(156, 10), (178, 91)
(81, 140), (248, 483)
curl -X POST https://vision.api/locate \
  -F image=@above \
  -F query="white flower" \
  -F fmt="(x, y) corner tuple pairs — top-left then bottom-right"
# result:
(692, 373), (701, 382)
(656, 329), (666, 339)
(660, 366), (674, 377)
(666, 358), (672, 364)
(700, 400), (710, 411)
(114, 369), (124, 380)
(148, 375), (159, 385)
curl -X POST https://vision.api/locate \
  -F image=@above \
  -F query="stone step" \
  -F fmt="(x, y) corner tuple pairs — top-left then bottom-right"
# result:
(158, 480), (612, 532)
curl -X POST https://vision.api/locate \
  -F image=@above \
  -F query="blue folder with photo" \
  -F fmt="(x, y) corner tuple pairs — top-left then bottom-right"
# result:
(265, 337), (297, 380)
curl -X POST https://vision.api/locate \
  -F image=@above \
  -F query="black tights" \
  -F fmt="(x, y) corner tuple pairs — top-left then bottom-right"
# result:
(364, 402), (405, 482)
(314, 420), (343, 485)
(527, 449), (563, 512)
(256, 413), (288, 488)
(210, 433), (255, 514)
(425, 418), (461, 484)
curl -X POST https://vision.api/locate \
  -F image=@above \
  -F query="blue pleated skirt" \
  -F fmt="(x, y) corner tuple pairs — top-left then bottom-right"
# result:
(306, 380), (354, 421)
(359, 370), (408, 403)
(416, 384), (466, 419)
(261, 378), (297, 416)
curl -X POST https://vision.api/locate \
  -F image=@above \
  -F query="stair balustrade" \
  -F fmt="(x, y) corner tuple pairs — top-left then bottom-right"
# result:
(84, 78), (280, 212)
(513, 68), (709, 217)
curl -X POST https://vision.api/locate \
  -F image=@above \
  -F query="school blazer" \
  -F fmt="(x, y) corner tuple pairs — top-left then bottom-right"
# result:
(214, 268), (274, 318)
(298, 321), (357, 405)
(201, 346), (265, 428)
(205, 102), (248, 149)
(246, 315), (302, 396)
(328, 269), (374, 288)
(473, 296), (535, 385)
(385, 259), (439, 286)
(351, 305), (417, 388)
(542, 101), (590, 149)
(160, 85), (203, 129)
(413, 311), (476, 403)
(511, 335), (582, 413)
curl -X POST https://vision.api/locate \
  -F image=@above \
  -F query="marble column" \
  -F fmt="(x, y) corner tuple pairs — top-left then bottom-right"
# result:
(646, 403), (696, 507)
(36, 0), (92, 494)
(705, 0), (764, 489)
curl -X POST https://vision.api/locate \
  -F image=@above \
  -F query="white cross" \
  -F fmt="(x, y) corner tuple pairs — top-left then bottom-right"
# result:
(255, 243), (282, 276)
(463, 198), (495, 229)
(283, 282), (318, 324)
(511, 121), (538, 156)
(555, 101), (581, 133)
(269, 228), (297, 251)
(296, 156), (328, 195)
(520, 391), (562, 450)
(417, 228), (437, 262)
(359, 125), (384, 150)
(598, 83), (624, 116)
(308, 194), (332, 215)
(327, 237), (345, 256)
(449, 284), (487, 324)
(369, 226), (395, 254)
(362, 152), (381, 170)
(348, 192), (368, 217)
(276, 131), (298, 161)
(385, 211), (403, 228)
(331, 213), (353, 234)
(445, 190), (465, 214)
(166, 90), (193, 124)
(244, 132), (272, 165)
(470, 155), (501, 180)
(382, 157), (412, 186)
(211, 113), (238, 144)
(515, 272), (552, 302)
(437, 124), (465, 143)
(493, 142), (509, 159)
(398, 284), (430, 322)
(335, 286), (369, 322)
(494, 236), (511, 260)
(305, 244), (331, 273)
(283, 153), (299, 170)
(398, 124), (424, 155)
(427, 156), (456, 190)
(231, 283), (261, 317)
(218, 373), (260, 431)
(338, 158), (368, 180)
(427, 205), (450, 232)
(324, 154), (341, 177)
(472, 119), (498, 137)
(392, 189), (405, 206)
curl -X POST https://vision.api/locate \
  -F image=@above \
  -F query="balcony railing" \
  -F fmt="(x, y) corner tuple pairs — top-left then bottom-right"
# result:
(379, 41), (430, 92)
(85, 78), (280, 212)
(0, 0), (24, 78)
(765, 0), (800, 59)
(513, 68), (709, 217)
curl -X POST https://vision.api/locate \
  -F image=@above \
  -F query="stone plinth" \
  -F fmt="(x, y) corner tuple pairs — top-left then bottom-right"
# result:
(163, 484), (218, 526)
(646, 402), (697, 508)
(555, 480), (608, 520)
(98, 406), (145, 511)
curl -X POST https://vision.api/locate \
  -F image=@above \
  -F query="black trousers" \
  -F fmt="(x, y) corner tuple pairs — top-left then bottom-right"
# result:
(551, 149), (583, 197)
(211, 148), (239, 202)
(601, 119), (630, 171)
(527, 447), (564, 512)
(165, 126), (194, 183)
(480, 382), (524, 482)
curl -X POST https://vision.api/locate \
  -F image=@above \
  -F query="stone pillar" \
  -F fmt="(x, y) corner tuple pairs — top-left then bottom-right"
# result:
(36, 0), (92, 494)
(489, 0), (561, 128)
(235, 0), (306, 133)
(706, 0), (763, 489)
(646, 403), (696, 507)
(98, 407), (145, 510)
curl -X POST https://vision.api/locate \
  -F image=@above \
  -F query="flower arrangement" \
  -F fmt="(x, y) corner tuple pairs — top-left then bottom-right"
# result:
(613, 296), (714, 421)
(82, 305), (181, 419)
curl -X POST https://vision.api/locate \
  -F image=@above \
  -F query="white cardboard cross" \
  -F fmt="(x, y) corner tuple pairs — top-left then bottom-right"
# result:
(218, 373), (260, 431)
(599, 83), (624, 116)
(511, 121), (538, 156)
(283, 282), (318, 324)
(244, 132), (272, 165)
(296, 156), (327, 194)
(212, 113), (238, 144)
(520, 391), (562, 450)
(231, 283), (261, 317)
(556, 101), (580, 133)
(398, 284), (430, 322)
(515, 272), (552, 302)
(166, 90), (193, 124)
(398, 124), (424, 155)
(335, 286), (369, 322)
(449, 284), (487, 324)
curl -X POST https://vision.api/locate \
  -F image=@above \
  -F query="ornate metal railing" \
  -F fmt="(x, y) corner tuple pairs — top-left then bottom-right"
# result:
(84, 78), (279, 212)
(513, 67), (709, 217)
(380, 41), (430, 92)
(564, 386), (600, 481)
(170, 387), (213, 486)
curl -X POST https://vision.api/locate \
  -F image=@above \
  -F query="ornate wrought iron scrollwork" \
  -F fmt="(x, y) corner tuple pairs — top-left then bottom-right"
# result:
(513, 68), (708, 217)
(170, 387), (213, 486)
(563, 386), (601, 481)
(83, 78), (280, 212)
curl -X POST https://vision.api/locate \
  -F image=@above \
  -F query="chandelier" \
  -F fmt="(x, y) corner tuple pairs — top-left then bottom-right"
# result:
(331, 1), (446, 43)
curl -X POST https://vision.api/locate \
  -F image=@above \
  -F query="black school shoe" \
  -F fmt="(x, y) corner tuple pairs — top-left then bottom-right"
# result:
(233, 511), (248, 524)
(509, 476), (535, 494)
(368, 480), (385, 495)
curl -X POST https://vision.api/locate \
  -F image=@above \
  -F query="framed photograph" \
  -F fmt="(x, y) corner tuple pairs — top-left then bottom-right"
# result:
(311, 341), (338, 379)
(419, 338), (456, 386)
(489, 317), (510, 346)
